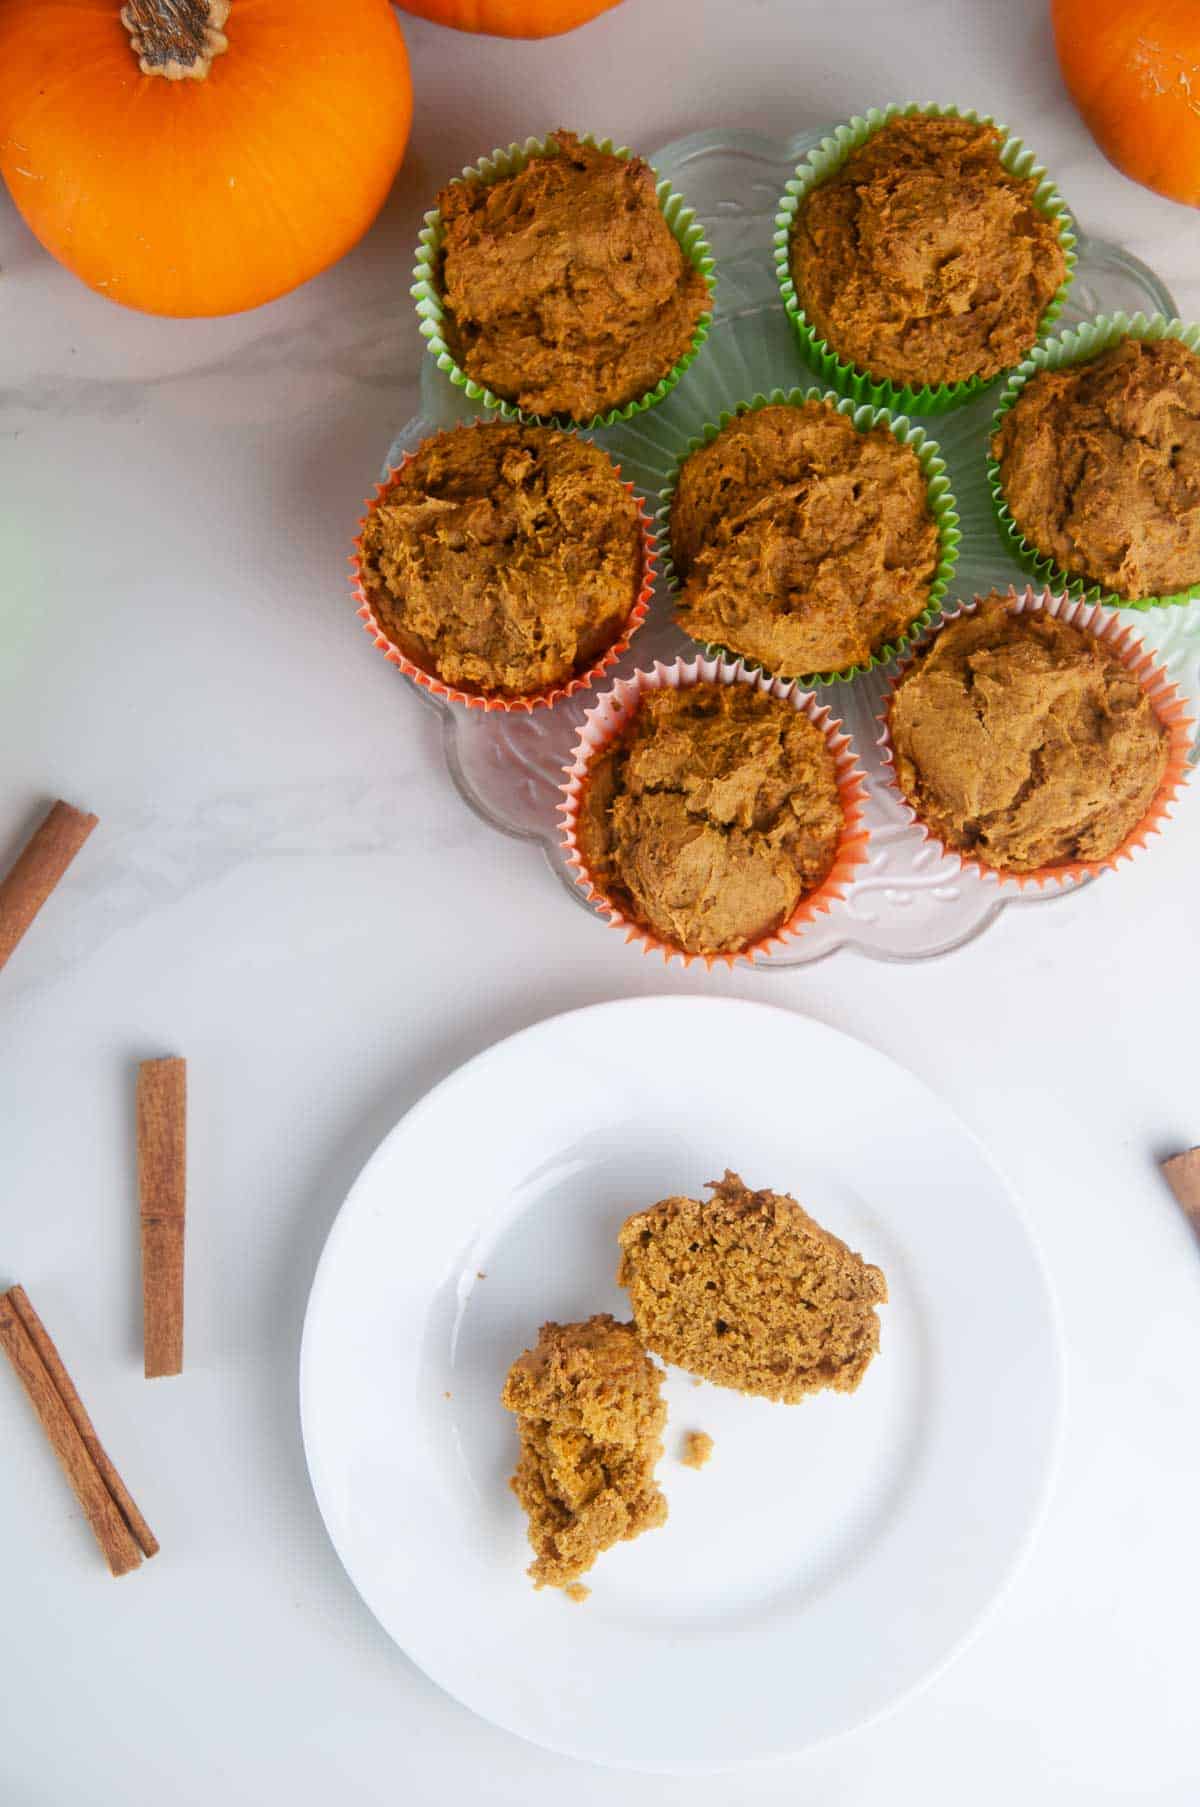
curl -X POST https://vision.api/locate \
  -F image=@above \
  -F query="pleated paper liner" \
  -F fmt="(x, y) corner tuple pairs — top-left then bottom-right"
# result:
(876, 587), (1194, 890)
(558, 655), (870, 968)
(350, 425), (657, 715)
(412, 132), (715, 431)
(987, 312), (1200, 612)
(773, 103), (1077, 415)
(655, 387), (961, 687)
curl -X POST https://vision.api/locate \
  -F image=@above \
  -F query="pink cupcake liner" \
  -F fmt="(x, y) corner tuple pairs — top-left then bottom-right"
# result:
(559, 654), (870, 967)
(349, 425), (656, 714)
(877, 586), (1194, 889)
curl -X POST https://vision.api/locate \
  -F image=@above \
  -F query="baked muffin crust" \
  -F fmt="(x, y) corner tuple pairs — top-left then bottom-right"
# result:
(436, 131), (710, 421)
(359, 424), (641, 698)
(991, 336), (1200, 601)
(670, 400), (940, 674)
(576, 684), (844, 956)
(790, 114), (1066, 388)
(501, 1315), (667, 1589)
(888, 596), (1168, 871)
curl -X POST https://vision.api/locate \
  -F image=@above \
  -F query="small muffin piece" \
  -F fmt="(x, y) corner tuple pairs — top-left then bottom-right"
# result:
(358, 424), (642, 698)
(791, 114), (1066, 388)
(670, 401), (940, 675)
(436, 131), (710, 421)
(681, 1431), (714, 1470)
(576, 684), (844, 957)
(501, 1314), (667, 1589)
(990, 337), (1200, 601)
(888, 596), (1168, 871)
(617, 1173), (887, 1403)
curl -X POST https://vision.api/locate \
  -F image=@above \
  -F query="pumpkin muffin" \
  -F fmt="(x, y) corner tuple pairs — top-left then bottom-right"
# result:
(991, 336), (1200, 601)
(617, 1172), (887, 1403)
(669, 400), (941, 675)
(576, 683), (844, 957)
(790, 114), (1067, 388)
(501, 1315), (667, 1590)
(888, 596), (1168, 872)
(435, 131), (710, 421)
(357, 424), (643, 699)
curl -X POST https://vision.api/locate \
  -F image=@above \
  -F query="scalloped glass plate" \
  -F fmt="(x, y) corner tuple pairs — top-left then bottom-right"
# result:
(382, 127), (1197, 966)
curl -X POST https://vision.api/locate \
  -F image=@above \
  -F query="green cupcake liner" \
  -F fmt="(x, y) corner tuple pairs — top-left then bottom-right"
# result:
(655, 387), (962, 687)
(987, 312), (1200, 612)
(773, 103), (1077, 416)
(412, 133), (715, 432)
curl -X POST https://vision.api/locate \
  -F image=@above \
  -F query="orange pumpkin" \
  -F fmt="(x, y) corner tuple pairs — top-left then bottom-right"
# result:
(1053, 0), (1200, 206)
(395, 0), (620, 38)
(0, 0), (413, 316)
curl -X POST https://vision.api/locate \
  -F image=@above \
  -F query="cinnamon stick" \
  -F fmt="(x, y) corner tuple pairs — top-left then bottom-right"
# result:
(0, 1288), (144, 1576)
(137, 1057), (187, 1379)
(0, 800), (98, 973)
(1162, 1147), (1200, 1232)
(6, 1286), (158, 1558)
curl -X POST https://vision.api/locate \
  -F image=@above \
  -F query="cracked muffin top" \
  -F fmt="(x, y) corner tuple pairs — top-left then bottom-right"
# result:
(435, 131), (710, 422)
(501, 1314), (667, 1589)
(790, 114), (1067, 388)
(575, 683), (844, 956)
(887, 596), (1167, 872)
(357, 423), (642, 699)
(990, 336), (1200, 601)
(669, 400), (941, 676)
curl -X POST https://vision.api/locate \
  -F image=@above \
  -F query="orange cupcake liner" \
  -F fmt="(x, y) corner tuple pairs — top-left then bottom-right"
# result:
(349, 424), (657, 714)
(558, 655), (871, 968)
(876, 586), (1195, 890)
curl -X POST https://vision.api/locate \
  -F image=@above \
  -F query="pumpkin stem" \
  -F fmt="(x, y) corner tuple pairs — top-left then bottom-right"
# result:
(120, 0), (231, 80)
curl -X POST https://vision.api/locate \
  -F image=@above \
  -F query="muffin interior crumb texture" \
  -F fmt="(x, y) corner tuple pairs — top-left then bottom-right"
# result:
(889, 595), (1169, 871)
(670, 400), (940, 675)
(681, 1431), (714, 1470)
(617, 1172), (887, 1402)
(791, 114), (1066, 388)
(436, 130), (710, 421)
(576, 684), (845, 957)
(359, 424), (641, 698)
(991, 337), (1200, 601)
(501, 1314), (667, 1589)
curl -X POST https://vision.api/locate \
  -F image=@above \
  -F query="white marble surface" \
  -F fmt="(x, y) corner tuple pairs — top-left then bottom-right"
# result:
(2, 2), (1200, 1801)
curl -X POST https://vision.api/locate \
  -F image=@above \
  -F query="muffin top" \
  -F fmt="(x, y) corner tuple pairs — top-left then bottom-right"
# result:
(576, 683), (843, 955)
(669, 400), (940, 675)
(990, 336), (1200, 601)
(790, 114), (1067, 388)
(435, 131), (710, 422)
(358, 424), (642, 699)
(889, 597), (1167, 872)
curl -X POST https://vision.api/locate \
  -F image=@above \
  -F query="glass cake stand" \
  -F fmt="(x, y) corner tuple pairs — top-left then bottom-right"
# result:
(379, 126), (1196, 965)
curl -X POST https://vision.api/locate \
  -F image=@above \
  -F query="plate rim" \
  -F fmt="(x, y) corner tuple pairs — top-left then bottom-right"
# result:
(299, 995), (1066, 1772)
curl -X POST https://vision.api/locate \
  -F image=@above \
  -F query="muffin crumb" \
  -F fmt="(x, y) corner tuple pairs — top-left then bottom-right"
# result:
(564, 1583), (591, 1604)
(502, 1314), (667, 1589)
(681, 1431), (714, 1470)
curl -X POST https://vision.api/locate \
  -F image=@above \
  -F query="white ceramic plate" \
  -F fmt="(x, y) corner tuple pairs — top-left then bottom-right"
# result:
(300, 997), (1062, 1771)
